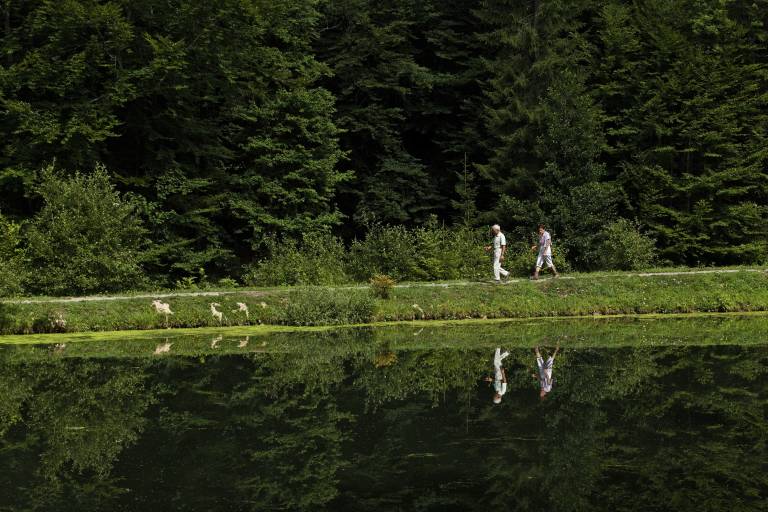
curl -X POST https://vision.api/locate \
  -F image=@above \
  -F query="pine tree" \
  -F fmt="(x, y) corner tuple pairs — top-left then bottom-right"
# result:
(595, 0), (768, 264)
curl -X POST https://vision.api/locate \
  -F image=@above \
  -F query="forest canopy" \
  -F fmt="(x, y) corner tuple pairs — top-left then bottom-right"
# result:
(1, 0), (766, 291)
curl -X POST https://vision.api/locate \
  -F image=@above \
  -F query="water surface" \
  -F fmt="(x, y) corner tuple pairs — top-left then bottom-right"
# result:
(1, 315), (766, 511)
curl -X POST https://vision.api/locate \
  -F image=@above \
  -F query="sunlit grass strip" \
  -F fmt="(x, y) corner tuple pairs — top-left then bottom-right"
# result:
(0, 270), (766, 335)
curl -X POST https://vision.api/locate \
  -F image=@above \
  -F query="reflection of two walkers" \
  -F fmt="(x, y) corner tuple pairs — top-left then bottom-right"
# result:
(484, 223), (560, 282)
(485, 344), (560, 403)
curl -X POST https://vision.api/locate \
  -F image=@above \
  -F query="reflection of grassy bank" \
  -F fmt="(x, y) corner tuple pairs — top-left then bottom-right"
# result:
(2, 313), (767, 358)
(1, 270), (767, 335)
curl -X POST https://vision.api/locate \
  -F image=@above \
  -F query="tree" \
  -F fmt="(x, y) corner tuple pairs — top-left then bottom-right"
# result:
(0, 0), (347, 279)
(595, 0), (768, 265)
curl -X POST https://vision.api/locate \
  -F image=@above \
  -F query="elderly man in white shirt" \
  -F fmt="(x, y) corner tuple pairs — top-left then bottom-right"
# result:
(484, 224), (510, 283)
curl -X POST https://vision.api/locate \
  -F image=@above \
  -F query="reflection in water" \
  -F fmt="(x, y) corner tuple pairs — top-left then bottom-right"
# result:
(484, 347), (509, 404)
(535, 344), (560, 399)
(0, 336), (767, 511)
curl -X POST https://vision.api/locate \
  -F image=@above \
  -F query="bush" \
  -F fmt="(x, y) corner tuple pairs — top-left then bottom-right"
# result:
(348, 219), (488, 281)
(0, 214), (25, 296)
(277, 287), (375, 326)
(23, 165), (148, 295)
(597, 219), (657, 271)
(369, 274), (396, 299)
(244, 232), (348, 286)
(348, 224), (420, 281)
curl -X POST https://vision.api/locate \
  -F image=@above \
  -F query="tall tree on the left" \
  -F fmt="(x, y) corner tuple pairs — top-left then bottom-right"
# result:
(0, 0), (347, 280)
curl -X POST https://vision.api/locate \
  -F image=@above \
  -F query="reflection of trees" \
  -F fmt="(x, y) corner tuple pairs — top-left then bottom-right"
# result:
(336, 345), (768, 511)
(107, 352), (351, 511)
(0, 354), (154, 511)
(1, 339), (766, 511)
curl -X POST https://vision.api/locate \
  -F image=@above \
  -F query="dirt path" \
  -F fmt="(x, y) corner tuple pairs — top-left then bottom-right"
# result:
(4, 268), (765, 304)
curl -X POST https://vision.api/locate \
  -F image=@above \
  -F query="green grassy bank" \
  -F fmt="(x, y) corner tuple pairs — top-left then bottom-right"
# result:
(0, 269), (766, 335)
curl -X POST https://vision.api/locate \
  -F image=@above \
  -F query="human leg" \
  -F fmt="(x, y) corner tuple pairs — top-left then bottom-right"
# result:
(493, 249), (509, 281)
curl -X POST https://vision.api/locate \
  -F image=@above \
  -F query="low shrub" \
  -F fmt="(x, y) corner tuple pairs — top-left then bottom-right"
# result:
(348, 224), (420, 281)
(597, 219), (657, 271)
(370, 274), (396, 299)
(276, 287), (375, 326)
(348, 219), (487, 281)
(244, 232), (348, 286)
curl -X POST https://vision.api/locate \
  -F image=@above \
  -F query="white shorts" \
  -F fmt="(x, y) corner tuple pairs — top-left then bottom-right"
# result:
(536, 253), (553, 269)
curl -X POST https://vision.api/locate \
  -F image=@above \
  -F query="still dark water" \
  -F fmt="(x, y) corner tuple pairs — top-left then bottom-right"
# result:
(1, 319), (767, 511)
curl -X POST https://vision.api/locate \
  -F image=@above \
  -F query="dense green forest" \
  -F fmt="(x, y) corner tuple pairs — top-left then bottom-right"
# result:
(1, 0), (767, 293)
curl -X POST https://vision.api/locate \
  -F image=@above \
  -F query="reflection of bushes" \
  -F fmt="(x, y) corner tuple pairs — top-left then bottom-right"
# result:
(373, 351), (398, 367)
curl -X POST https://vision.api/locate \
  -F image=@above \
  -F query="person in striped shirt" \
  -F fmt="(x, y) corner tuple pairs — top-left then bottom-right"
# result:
(530, 224), (559, 280)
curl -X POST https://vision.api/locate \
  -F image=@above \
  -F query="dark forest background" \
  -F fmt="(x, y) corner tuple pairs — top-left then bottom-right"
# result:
(1, 0), (767, 292)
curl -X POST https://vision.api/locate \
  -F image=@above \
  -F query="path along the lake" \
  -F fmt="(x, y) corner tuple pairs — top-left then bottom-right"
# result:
(5, 268), (766, 304)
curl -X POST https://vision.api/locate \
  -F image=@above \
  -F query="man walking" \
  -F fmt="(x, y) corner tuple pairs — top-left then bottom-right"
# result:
(531, 224), (559, 280)
(484, 224), (509, 283)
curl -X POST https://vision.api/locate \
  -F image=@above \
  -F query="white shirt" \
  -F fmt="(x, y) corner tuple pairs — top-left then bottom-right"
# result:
(493, 233), (507, 251)
(539, 231), (552, 256)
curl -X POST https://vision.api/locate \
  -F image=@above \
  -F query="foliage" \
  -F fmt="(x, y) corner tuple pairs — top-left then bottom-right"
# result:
(277, 287), (375, 326)
(244, 232), (349, 287)
(369, 274), (396, 299)
(348, 221), (487, 281)
(0, 213), (25, 296)
(23, 165), (148, 296)
(0, 0), (347, 280)
(596, 219), (657, 271)
(0, 0), (767, 285)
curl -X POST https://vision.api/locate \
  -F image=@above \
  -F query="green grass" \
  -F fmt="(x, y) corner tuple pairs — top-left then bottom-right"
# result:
(0, 268), (766, 335)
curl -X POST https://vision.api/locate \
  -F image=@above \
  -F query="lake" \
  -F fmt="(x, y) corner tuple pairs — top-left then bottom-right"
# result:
(1, 314), (767, 511)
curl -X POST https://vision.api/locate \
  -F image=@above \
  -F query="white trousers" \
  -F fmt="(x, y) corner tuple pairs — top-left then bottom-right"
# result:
(493, 249), (509, 280)
(536, 252), (554, 269)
